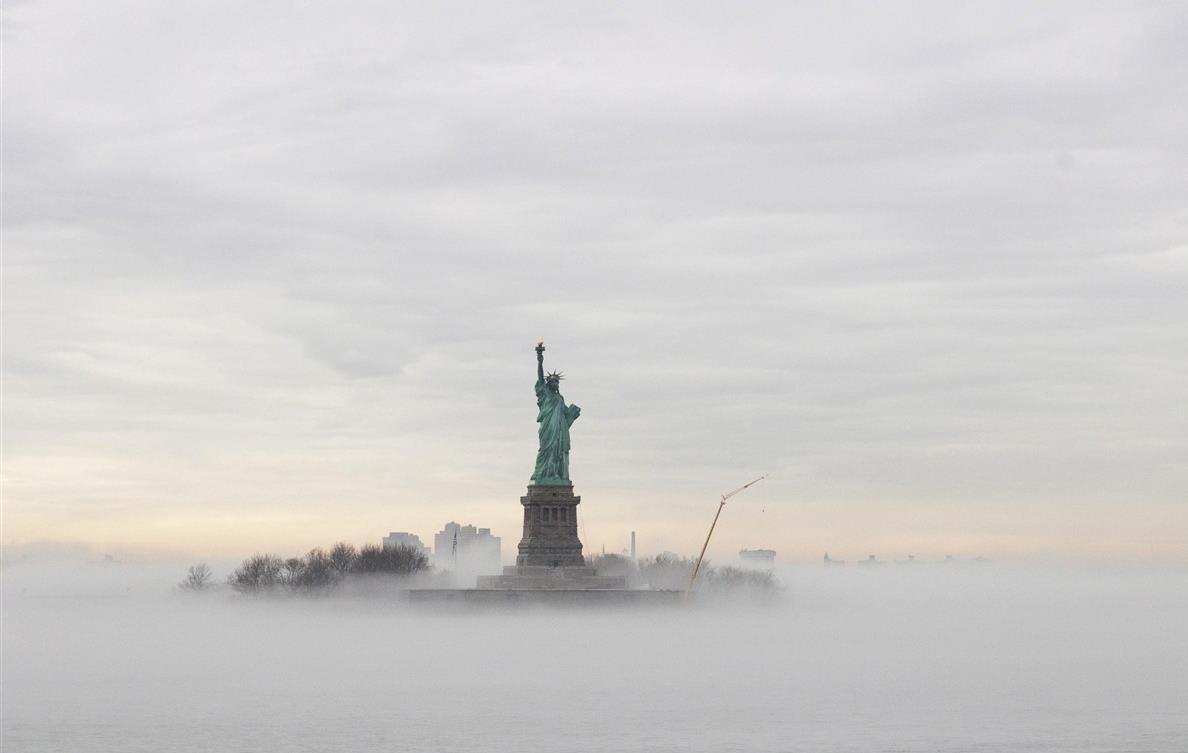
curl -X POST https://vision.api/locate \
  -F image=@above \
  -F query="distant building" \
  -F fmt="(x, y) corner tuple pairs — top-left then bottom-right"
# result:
(382, 532), (427, 554)
(739, 549), (776, 565)
(823, 552), (845, 566)
(856, 554), (882, 566)
(433, 522), (501, 580)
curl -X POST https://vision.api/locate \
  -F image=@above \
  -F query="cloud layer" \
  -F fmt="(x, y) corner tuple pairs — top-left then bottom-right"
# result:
(5, 1), (1186, 560)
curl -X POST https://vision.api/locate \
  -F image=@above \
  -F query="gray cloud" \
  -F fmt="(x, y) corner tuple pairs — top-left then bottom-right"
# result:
(4, 0), (1186, 559)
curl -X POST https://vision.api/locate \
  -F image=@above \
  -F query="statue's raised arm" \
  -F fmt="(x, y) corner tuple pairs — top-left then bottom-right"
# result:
(530, 340), (580, 485)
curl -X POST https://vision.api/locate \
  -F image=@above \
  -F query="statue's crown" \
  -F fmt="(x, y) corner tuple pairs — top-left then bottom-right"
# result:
(546, 370), (564, 382)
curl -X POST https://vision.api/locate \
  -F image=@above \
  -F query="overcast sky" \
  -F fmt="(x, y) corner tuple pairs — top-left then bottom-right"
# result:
(4, 1), (1186, 563)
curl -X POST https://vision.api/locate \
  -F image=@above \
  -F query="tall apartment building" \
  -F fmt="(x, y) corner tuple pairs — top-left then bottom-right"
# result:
(432, 522), (501, 580)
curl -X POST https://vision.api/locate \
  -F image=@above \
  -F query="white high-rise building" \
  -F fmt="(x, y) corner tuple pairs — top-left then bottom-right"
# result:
(432, 522), (501, 581)
(382, 531), (427, 554)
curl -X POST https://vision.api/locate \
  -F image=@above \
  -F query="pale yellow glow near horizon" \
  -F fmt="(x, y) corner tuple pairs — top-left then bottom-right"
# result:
(4, 491), (1184, 565)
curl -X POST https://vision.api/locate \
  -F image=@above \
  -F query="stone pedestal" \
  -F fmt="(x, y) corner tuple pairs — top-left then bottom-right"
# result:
(515, 484), (585, 567)
(472, 483), (628, 591)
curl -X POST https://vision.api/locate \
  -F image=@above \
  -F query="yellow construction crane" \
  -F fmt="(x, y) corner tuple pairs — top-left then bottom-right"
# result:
(686, 474), (768, 597)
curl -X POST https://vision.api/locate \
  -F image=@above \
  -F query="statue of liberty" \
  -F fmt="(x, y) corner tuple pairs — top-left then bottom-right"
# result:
(531, 341), (581, 485)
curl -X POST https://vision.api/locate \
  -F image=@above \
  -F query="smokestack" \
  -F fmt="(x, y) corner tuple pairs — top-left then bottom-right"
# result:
(630, 531), (636, 561)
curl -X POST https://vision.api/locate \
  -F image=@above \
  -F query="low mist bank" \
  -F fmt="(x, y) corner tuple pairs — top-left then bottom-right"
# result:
(4, 561), (1186, 752)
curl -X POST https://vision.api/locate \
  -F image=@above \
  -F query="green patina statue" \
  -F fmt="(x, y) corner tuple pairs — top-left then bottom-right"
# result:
(531, 341), (581, 485)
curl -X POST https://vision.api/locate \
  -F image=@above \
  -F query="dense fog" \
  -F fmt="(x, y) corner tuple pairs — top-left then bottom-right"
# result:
(4, 559), (1185, 752)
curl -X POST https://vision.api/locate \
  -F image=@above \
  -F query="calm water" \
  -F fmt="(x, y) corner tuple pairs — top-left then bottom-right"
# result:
(3, 563), (1186, 752)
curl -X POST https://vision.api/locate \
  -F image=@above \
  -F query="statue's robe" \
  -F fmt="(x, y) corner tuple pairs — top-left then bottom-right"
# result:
(531, 378), (580, 484)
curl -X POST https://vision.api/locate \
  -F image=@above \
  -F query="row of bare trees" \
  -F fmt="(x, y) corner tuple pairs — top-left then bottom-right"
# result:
(180, 542), (430, 594)
(585, 552), (779, 598)
(636, 552), (778, 597)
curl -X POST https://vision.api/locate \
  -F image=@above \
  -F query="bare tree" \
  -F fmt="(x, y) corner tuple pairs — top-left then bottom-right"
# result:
(178, 563), (213, 591)
(637, 553), (698, 591)
(353, 543), (430, 575)
(280, 557), (306, 589)
(290, 548), (338, 591)
(328, 541), (357, 575)
(228, 554), (284, 593)
(589, 553), (630, 577)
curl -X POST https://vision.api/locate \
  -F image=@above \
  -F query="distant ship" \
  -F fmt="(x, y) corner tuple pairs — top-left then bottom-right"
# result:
(738, 549), (776, 564)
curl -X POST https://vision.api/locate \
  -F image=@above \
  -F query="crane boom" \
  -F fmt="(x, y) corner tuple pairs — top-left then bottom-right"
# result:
(686, 475), (767, 597)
